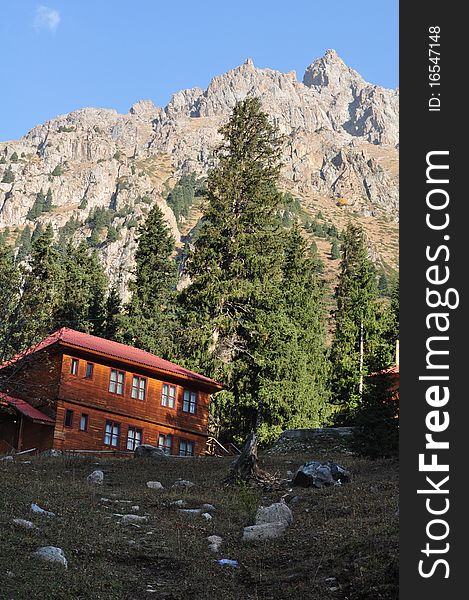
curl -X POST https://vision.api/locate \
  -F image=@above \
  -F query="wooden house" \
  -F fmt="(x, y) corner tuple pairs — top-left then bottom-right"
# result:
(0, 328), (223, 456)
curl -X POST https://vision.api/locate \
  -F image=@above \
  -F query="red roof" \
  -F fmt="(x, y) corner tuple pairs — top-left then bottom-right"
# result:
(1, 328), (222, 389)
(1, 395), (54, 425)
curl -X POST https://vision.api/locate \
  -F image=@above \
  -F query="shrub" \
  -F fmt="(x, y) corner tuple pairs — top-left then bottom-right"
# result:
(1, 167), (14, 183)
(51, 164), (62, 177)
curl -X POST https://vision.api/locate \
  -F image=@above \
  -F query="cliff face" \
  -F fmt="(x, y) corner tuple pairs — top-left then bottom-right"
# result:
(0, 51), (398, 290)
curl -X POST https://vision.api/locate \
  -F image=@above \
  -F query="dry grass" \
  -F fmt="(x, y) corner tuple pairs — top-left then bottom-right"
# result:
(0, 446), (398, 600)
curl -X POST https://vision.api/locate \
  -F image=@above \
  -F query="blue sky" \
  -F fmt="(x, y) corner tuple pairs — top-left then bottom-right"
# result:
(1, 1), (398, 142)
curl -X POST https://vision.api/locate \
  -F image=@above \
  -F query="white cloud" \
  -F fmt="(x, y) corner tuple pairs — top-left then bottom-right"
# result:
(33, 5), (61, 33)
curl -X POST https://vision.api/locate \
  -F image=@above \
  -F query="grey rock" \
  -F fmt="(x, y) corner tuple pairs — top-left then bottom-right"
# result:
(178, 509), (201, 515)
(200, 503), (216, 512)
(292, 461), (351, 488)
(202, 512), (213, 521)
(31, 503), (56, 518)
(134, 444), (167, 458)
(172, 479), (195, 489)
(13, 518), (36, 529)
(170, 499), (187, 508)
(120, 514), (148, 525)
(207, 535), (223, 552)
(40, 449), (63, 457)
(255, 502), (293, 527)
(146, 481), (164, 490)
(33, 546), (68, 568)
(87, 469), (104, 484)
(0, 455), (14, 462)
(242, 522), (287, 541)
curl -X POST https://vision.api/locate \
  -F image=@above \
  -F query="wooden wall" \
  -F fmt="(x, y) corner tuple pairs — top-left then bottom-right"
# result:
(56, 351), (212, 455)
(54, 400), (207, 455)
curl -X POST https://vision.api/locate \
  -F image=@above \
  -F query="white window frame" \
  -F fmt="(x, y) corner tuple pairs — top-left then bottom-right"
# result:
(183, 389), (197, 414)
(161, 383), (176, 408)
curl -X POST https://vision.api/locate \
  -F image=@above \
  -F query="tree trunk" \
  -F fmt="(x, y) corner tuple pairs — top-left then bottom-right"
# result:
(359, 319), (364, 398)
(225, 432), (259, 482)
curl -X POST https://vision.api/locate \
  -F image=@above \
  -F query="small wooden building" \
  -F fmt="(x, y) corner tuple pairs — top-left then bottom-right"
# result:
(0, 328), (222, 456)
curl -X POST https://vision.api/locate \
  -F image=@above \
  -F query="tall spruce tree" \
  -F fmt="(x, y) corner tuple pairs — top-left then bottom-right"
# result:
(124, 204), (177, 356)
(179, 98), (328, 442)
(17, 224), (63, 349)
(102, 285), (124, 341)
(329, 222), (381, 412)
(0, 245), (24, 361)
(53, 242), (107, 334)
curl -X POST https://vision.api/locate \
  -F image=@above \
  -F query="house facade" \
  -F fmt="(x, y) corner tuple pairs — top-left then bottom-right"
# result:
(0, 328), (223, 456)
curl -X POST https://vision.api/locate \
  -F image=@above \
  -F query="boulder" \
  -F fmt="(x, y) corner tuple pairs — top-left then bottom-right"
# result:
(146, 481), (164, 490)
(242, 522), (287, 542)
(200, 503), (216, 512)
(33, 546), (68, 568)
(202, 512), (213, 521)
(255, 502), (293, 527)
(134, 444), (166, 458)
(292, 460), (350, 488)
(0, 455), (14, 462)
(172, 479), (195, 489)
(87, 470), (104, 484)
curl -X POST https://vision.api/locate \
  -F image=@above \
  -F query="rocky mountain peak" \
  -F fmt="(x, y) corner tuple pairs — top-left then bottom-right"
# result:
(303, 49), (364, 90)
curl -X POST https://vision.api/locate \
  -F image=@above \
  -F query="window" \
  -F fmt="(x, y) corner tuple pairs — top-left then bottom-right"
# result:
(183, 390), (197, 414)
(131, 376), (147, 400)
(127, 427), (143, 451)
(161, 384), (176, 408)
(104, 420), (120, 447)
(70, 358), (79, 375)
(85, 363), (94, 379)
(158, 434), (172, 455)
(64, 409), (74, 427)
(79, 414), (89, 431)
(109, 369), (125, 395)
(179, 439), (194, 456)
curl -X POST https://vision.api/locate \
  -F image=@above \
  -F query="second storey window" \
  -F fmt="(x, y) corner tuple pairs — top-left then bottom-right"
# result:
(131, 376), (147, 400)
(127, 427), (143, 451)
(109, 369), (125, 395)
(70, 358), (79, 375)
(161, 384), (176, 408)
(183, 390), (197, 414)
(64, 409), (74, 427)
(79, 413), (89, 431)
(85, 362), (94, 379)
(104, 420), (120, 447)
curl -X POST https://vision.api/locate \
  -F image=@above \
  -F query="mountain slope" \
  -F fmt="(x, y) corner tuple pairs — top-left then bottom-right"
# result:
(0, 51), (399, 293)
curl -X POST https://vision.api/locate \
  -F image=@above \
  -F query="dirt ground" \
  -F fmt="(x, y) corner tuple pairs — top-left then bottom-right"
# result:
(0, 446), (398, 600)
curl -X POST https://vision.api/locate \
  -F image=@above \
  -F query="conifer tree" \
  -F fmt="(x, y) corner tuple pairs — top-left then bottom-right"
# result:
(0, 245), (24, 361)
(329, 222), (380, 411)
(179, 98), (328, 442)
(102, 285), (123, 341)
(17, 225), (63, 348)
(53, 242), (107, 334)
(124, 204), (177, 356)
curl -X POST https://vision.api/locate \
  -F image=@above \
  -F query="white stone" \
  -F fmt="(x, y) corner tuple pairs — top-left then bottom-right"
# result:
(170, 499), (187, 508)
(13, 518), (36, 529)
(146, 481), (164, 490)
(0, 455), (13, 462)
(178, 509), (201, 515)
(31, 503), (56, 518)
(87, 470), (104, 484)
(33, 546), (68, 568)
(255, 502), (293, 527)
(207, 535), (223, 552)
(202, 512), (212, 521)
(200, 503), (216, 512)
